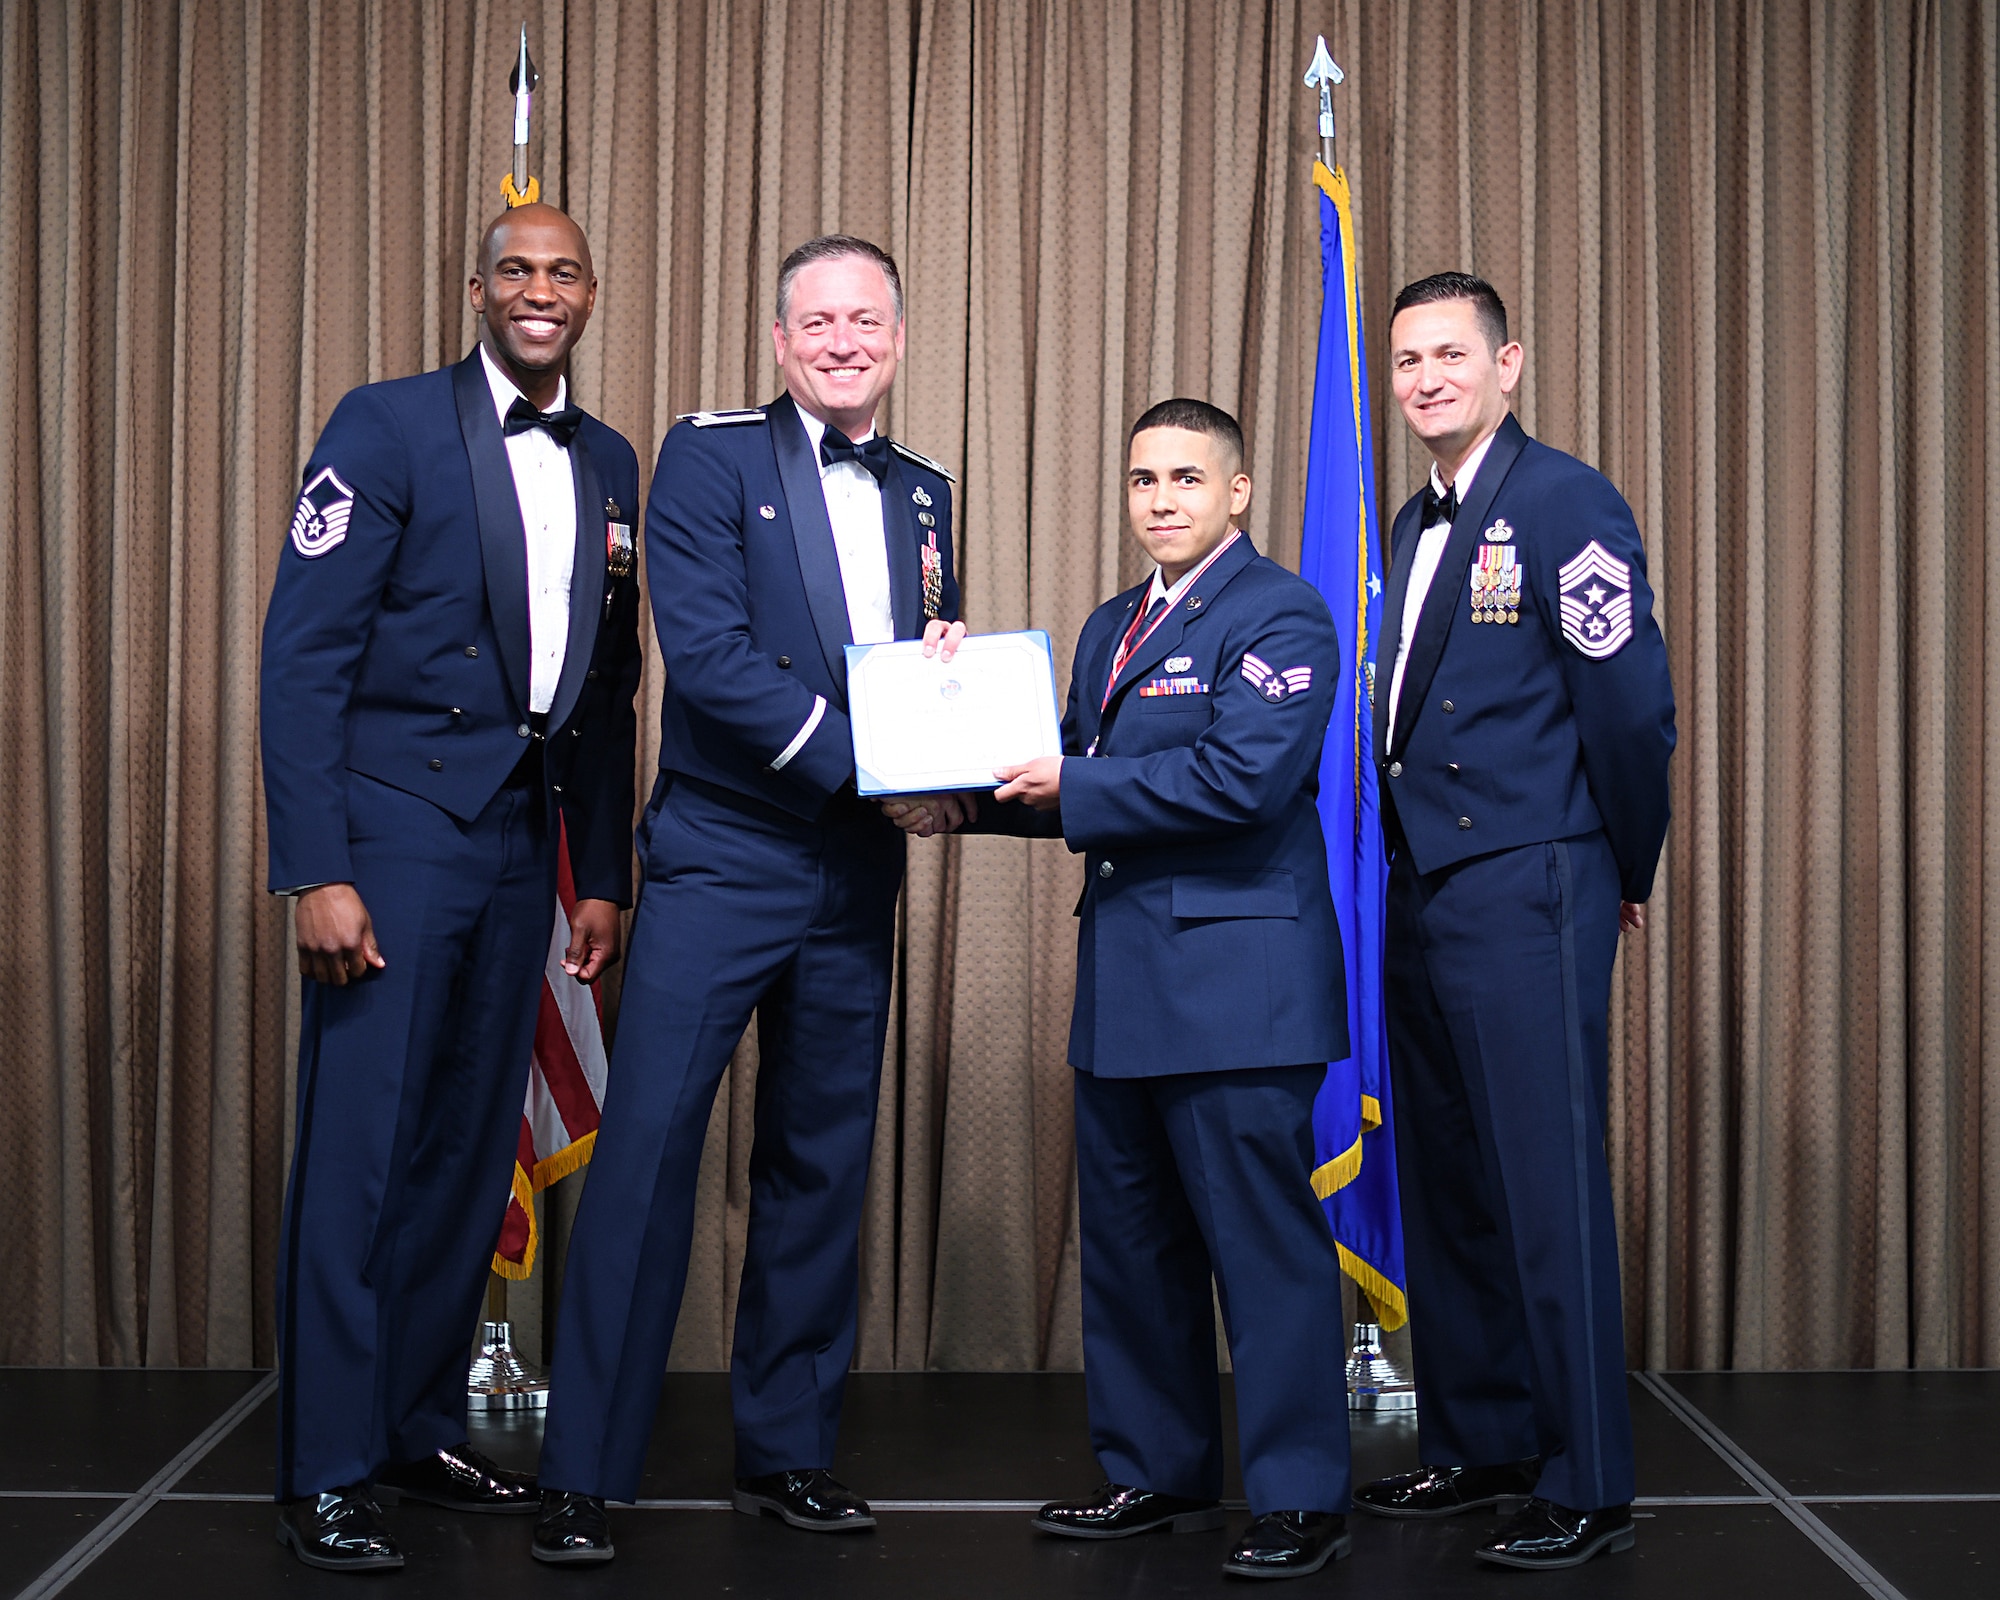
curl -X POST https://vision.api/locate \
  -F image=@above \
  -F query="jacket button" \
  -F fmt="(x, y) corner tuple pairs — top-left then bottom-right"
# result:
(1388, 761), (1403, 778)
(587, 669), (599, 681)
(1447, 762), (1460, 775)
(517, 723), (530, 738)
(428, 758), (443, 771)
(465, 645), (478, 658)
(778, 655), (792, 668)
(1441, 698), (1454, 712)
(1458, 815), (1472, 830)
(572, 726), (582, 737)
(1098, 861), (1114, 879)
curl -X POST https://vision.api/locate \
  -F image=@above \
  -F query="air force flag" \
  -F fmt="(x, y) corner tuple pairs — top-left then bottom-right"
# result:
(1298, 158), (1407, 1332)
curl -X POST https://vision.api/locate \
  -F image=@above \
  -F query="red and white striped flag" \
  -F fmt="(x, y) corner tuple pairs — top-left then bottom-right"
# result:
(491, 818), (608, 1278)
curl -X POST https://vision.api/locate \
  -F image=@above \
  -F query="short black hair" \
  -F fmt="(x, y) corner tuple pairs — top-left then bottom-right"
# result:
(1128, 398), (1245, 471)
(777, 234), (904, 325)
(1391, 271), (1509, 351)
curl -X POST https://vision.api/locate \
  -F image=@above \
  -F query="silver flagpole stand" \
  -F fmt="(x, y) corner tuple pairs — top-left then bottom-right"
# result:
(1346, 1321), (1417, 1411)
(468, 1318), (549, 1411)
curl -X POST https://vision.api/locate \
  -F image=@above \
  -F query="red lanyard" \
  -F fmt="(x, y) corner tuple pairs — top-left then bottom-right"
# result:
(1102, 531), (1238, 711)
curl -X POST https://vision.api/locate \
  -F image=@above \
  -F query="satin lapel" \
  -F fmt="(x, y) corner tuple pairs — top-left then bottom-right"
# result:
(879, 455), (924, 638)
(1103, 534), (1258, 711)
(1388, 415), (1528, 756)
(546, 432), (609, 735)
(451, 351), (531, 715)
(769, 393), (854, 695)
(1374, 498), (1422, 763)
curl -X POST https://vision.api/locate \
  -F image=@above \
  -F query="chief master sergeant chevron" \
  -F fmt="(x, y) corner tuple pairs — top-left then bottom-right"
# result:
(532, 234), (964, 1564)
(1353, 271), (1676, 1572)
(259, 204), (643, 1572)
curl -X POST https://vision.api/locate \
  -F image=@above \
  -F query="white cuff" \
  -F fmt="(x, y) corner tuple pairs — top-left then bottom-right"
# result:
(769, 695), (827, 772)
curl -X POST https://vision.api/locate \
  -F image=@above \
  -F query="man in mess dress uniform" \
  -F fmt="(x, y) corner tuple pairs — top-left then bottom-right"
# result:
(532, 235), (967, 1564)
(260, 204), (642, 1571)
(1354, 272), (1675, 1572)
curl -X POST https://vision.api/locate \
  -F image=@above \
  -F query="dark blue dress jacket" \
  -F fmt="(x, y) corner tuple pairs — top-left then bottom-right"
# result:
(645, 393), (959, 816)
(988, 534), (1349, 1079)
(260, 349), (644, 903)
(1375, 414), (1677, 901)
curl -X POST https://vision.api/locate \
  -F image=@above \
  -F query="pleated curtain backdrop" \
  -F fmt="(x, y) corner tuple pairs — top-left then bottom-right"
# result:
(3, 0), (1997, 1374)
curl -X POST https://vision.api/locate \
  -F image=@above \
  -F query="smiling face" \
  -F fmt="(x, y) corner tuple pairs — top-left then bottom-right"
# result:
(772, 255), (904, 437)
(469, 205), (597, 408)
(1388, 297), (1523, 481)
(1126, 425), (1252, 586)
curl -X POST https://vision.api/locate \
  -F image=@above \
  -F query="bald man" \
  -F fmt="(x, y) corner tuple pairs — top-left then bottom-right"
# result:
(260, 204), (643, 1571)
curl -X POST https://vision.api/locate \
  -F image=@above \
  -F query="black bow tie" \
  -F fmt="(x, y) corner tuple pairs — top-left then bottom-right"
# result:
(1421, 483), (1459, 529)
(820, 428), (892, 482)
(503, 395), (584, 447)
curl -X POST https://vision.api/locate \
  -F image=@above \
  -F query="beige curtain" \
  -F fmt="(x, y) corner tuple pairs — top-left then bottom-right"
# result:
(4, 0), (1998, 1374)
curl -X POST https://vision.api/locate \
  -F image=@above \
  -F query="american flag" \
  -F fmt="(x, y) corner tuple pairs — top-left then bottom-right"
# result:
(490, 818), (608, 1278)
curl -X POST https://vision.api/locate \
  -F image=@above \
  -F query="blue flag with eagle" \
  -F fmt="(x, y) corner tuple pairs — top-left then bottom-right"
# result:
(1299, 158), (1407, 1331)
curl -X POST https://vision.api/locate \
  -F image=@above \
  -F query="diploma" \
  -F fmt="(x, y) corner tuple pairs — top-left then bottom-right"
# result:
(845, 631), (1063, 796)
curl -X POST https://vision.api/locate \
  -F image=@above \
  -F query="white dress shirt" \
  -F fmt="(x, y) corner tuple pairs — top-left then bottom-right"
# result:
(797, 408), (896, 646)
(1385, 426), (1500, 742)
(481, 345), (577, 715)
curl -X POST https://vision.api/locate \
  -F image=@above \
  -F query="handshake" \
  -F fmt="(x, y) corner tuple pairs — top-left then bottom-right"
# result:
(875, 618), (1065, 835)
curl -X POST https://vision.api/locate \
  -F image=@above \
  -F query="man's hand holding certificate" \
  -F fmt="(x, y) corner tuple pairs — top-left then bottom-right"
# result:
(857, 621), (1063, 835)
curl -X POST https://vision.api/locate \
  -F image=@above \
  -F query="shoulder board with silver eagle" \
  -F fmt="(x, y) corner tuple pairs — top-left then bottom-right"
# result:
(676, 408), (768, 427)
(887, 440), (956, 483)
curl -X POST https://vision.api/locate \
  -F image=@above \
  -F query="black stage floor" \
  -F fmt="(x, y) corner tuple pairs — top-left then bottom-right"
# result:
(5, 1368), (1995, 1597)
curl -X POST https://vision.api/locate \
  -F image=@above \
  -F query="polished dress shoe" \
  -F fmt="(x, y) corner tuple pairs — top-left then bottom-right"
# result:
(1223, 1511), (1351, 1579)
(732, 1468), (877, 1532)
(275, 1485), (404, 1571)
(1475, 1498), (1634, 1569)
(1032, 1482), (1227, 1539)
(532, 1491), (615, 1564)
(375, 1442), (538, 1513)
(1353, 1458), (1540, 1519)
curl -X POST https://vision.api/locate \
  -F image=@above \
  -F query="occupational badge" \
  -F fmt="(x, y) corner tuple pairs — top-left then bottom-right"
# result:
(912, 485), (933, 507)
(605, 503), (635, 579)
(1165, 655), (1193, 673)
(1558, 541), (1634, 658)
(1483, 517), (1514, 543)
(1239, 652), (1313, 702)
(290, 466), (355, 558)
(920, 531), (944, 621)
(1469, 543), (1521, 625)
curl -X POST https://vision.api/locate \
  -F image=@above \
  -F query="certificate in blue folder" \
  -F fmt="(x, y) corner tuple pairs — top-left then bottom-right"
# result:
(845, 630), (1063, 797)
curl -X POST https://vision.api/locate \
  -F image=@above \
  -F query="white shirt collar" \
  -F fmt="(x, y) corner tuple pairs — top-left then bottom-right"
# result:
(480, 343), (567, 425)
(1146, 528), (1243, 608)
(796, 405), (877, 468)
(1427, 421), (1502, 509)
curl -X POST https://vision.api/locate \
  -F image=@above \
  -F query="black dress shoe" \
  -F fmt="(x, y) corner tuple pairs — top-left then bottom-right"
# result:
(1353, 1458), (1541, 1519)
(532, 1491), (615, 1564)
(1475, 1498), (1634, 1569)
(376, 1442), (538, 1513)
(1223, 1512), (1351, 1579)
(1032, 1482), (1227, 1539)
(275, 1485), (404, 1571)
(732, 1468), (877, 1532)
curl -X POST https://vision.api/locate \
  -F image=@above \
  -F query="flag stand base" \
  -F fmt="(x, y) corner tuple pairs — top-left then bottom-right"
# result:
(467, 1319), (548, 1411)
(1346, 1320), (1417, 1411)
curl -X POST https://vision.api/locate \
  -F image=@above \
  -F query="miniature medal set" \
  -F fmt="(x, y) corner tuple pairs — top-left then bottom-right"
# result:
(1470, 518), (1521, 624)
